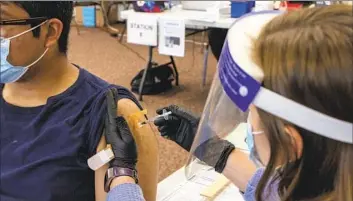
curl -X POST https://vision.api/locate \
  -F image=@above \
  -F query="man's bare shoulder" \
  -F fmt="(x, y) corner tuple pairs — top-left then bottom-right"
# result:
(96, 98), (143, 152)
(117, 98), (142, 116)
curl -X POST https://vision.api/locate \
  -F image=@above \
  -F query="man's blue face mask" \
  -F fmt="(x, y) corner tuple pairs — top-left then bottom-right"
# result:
(246, 113), (265, 168)
(0, 21), (48, 83)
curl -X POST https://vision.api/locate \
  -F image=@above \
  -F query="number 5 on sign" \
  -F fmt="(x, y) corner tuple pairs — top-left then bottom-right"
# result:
(127, 13), (158, 46)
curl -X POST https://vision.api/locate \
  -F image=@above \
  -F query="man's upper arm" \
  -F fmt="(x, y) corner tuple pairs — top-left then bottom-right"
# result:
(95, 98), (159, 201)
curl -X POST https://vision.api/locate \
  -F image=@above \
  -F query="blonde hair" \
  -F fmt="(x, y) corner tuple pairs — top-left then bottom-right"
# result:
(251, 5), (353, 201)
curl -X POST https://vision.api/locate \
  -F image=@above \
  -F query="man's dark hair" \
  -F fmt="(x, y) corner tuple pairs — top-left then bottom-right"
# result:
(15, 1), (73, 54)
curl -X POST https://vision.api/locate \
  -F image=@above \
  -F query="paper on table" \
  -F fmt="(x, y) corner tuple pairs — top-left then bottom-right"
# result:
(185, 8), (220, 23)
(158, 167), (245, 201)
(158, 17), (186, 57)
(157, 125), (248, 201)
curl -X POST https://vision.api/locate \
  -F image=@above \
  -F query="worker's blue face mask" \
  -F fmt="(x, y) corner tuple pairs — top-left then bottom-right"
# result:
(0, 21), (48, 83)
(246, 114), (265, 168)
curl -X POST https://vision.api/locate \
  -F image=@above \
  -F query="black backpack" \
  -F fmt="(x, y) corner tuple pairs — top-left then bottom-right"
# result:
(131, 63), (175, 95)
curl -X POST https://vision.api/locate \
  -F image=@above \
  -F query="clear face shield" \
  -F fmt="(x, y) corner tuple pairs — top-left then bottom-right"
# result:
(185, 11), (353, 179)
(185, 73), (250, 178)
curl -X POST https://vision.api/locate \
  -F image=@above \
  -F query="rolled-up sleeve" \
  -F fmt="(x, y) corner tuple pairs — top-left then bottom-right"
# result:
(107, 183), (145, 201)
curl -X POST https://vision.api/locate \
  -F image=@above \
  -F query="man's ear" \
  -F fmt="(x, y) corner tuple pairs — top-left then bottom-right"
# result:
(284, 126), (303, 160)
(44, 18), (63, 49)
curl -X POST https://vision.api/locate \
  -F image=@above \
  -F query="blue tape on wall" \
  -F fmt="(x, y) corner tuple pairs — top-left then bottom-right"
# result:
(82, 6), (96, 27)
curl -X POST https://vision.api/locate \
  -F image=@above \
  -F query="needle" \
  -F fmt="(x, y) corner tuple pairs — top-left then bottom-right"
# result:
(138, 109), (172, 127)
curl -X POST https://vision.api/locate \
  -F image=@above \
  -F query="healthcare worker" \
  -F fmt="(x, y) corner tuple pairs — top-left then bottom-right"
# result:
(105, 5), (353, 201)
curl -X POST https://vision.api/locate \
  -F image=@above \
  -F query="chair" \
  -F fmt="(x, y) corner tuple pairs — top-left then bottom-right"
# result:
(71, 6), (80, 35)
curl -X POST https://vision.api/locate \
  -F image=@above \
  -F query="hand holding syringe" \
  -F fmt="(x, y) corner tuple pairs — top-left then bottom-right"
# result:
(88, 108), (171, 171)
(138, 109), (172, 127)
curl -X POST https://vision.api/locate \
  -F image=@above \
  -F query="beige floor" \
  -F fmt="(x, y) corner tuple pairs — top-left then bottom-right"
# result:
(68, 26), (218, 181)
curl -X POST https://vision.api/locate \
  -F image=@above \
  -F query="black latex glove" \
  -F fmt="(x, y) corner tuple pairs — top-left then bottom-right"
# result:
(105, 89), (138, 170)
(193, 137), (235, 173)
(154, 105), (199, 151)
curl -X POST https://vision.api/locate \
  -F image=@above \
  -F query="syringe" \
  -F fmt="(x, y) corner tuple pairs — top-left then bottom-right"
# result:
(138, 109), (172, 127)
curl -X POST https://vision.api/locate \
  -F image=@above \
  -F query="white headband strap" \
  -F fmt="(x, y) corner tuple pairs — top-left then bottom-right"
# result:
(253, 87), (353, 144)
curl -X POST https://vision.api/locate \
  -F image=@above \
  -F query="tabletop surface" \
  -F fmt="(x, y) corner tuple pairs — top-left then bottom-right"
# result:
(156, 166), (245, 201)
(156, 124), (248, 201)
(120, 5), (237, 29)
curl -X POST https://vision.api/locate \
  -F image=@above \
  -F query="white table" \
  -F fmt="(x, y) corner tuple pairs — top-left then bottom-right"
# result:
(156, 123), (248, 201)
(157, 166), (245, 201)
(120, 6), (237, 29)
(119, 6), (237, 101)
